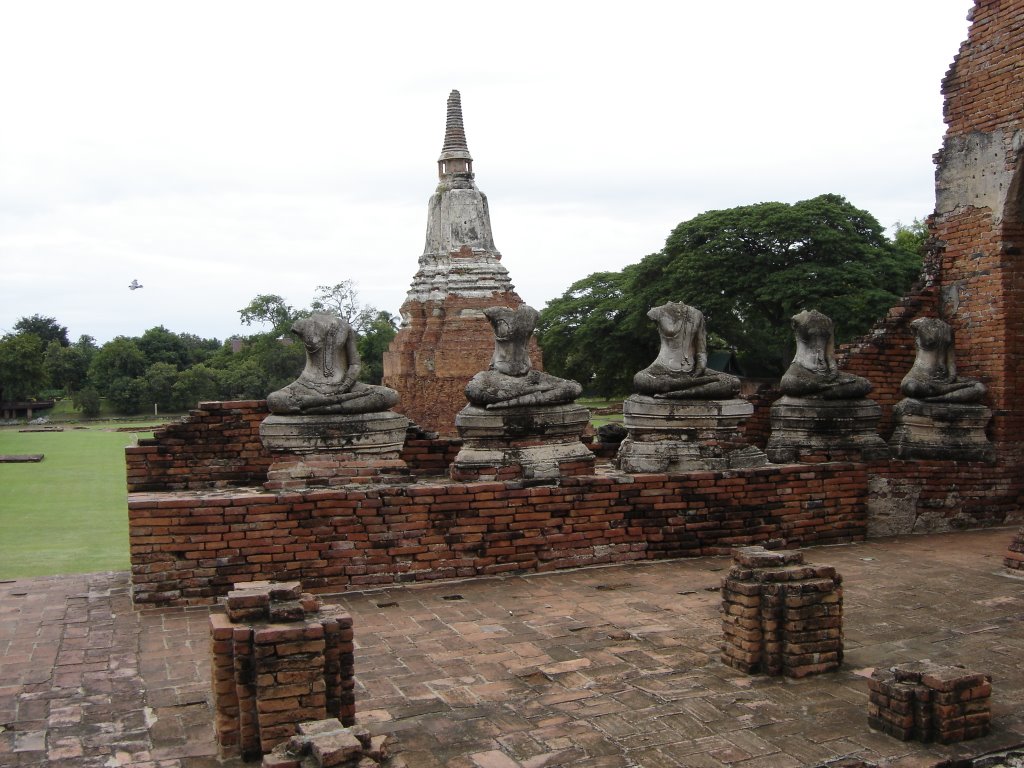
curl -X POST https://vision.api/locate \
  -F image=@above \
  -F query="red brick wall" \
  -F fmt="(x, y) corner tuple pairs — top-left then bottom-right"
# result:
(126, 400), (464, 492)
(125, 401), (273, 492)
(866, 459), (1020, 535)
(129, 463), (867, 605)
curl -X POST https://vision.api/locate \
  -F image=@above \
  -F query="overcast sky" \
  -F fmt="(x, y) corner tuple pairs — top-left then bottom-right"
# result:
(0, 1), (975, 344)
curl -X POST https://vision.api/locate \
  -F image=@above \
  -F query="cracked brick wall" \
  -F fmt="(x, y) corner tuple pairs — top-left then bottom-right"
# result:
(131, 463), (868, 606)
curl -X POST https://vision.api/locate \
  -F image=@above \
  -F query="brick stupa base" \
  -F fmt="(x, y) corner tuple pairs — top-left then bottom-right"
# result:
(868, 662), (992, 743)
(721, 545), (843, 678)
(210, 581), (355, 760)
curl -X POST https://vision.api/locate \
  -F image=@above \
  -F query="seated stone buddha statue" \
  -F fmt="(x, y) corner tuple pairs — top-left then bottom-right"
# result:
(779, 309), (872, 399)
(901, 317), (986, 403)
(464, 305), (582, 410)
(266, 312), (399, 415)
(632, 301), (740, 399)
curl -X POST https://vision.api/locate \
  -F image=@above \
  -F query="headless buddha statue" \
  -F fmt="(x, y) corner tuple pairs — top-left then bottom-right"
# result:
(780, 309), (872, 399)
(632, 302), (740, 399)
(901, 317), (986, 403)
(266, 312), (400, 415)
(465, 305), (582, 409)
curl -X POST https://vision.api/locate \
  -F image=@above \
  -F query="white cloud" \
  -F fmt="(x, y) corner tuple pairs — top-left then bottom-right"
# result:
(0, 0), (974, 341)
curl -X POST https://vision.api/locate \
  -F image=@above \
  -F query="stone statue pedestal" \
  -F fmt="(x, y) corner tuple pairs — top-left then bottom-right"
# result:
(451, 403), (594, 480)
(889, 399), (994, 462)
(766, 396), (888, 463)
(615, 396), (766, 473)
(260, 411), (410, 489)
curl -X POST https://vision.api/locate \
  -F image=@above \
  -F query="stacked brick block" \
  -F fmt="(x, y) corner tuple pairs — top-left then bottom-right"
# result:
(868, 662), (992, 744)
(721, 545), (843, 678)
(210, 580), (355, 759)
(1005, 526), (1024, 571)
(131, 464), (868, 606)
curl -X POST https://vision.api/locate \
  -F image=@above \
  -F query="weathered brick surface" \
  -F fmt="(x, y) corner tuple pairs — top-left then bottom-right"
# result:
(868, 662), (992, 744)
(210, 581), (355, 759)
(131, 463), (868, 606)
(721, 546), (843, 678)
(126, 401), (463, 491)
(866, 458), (1020, 535)
(125, 400), (273, 492)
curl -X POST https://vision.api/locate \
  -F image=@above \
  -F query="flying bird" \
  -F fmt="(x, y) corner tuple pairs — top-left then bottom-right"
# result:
(129, 279), (143, 290)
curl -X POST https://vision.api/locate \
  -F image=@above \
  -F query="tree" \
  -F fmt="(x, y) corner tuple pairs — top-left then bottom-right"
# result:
(144, 362), (179, 410)
(44, 341), (90, 395)
(356, 311), (399, 384)
(539, 194), (923, 391)
(0, 333), (47, 401)
(538, 267), (654, 397)
(12, 315), (69, 347)
(87, 337), (148, 408)
(88, 337), (147, 388)
(311, 281), (376, 333)
(72, 386), (102, 417)
(138, 326), (191, 368)
(632, 194), (921, 375)
(892, 218), (929, 259)
(171, 364), (221, 410)
(238, 294), (299, 334)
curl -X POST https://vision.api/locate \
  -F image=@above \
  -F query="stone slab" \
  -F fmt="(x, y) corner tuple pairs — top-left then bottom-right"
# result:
(260, 411), (409, 455)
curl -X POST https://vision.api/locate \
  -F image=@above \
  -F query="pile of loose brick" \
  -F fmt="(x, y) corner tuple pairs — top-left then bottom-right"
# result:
(721, 545), (843, 678)
(210, 580), (355, 759)
(262, 718), (399, 768)
(868, 662), (992, 744)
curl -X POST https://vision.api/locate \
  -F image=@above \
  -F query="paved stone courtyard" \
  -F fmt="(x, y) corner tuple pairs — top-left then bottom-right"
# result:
(2, 527), (1023, 767)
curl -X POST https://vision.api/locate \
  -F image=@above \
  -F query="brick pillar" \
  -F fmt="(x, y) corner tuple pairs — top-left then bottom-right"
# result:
(721, 545), (843, 678)
(210, 580), (356, 760)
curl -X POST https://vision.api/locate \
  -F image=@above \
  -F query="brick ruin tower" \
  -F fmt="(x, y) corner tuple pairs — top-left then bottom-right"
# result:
(383, 90), (536, 436)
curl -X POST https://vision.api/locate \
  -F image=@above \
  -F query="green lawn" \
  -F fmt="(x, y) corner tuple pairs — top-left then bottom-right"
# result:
(0, 426), (145, 578)
(579, 397), (625, 429)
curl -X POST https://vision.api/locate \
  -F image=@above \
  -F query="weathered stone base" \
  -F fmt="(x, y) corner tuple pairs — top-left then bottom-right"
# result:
(260, 411), (409, 455)
(766, 396), (888, 463)
(721, 545), (843, 678)
(868, 662), (991, 744)
(260, 412), (411, 489)
(265, 455), (411, 490)
(451, 403), (594, 480)
(616, 396), (766, 472)
(889, 399), (994, 462)
(1005, 526), (1024, 571)
(210, 581), (355, 760)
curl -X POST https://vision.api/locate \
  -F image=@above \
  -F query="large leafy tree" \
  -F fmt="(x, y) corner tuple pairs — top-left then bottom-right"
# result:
(12, 315), (69, 347)
(539, 194), (923, 388)
(356, 311), (399, 384)
(0, 333), (47, 401)
(87, 337), (148, 413)
(537, 267), (653, 397)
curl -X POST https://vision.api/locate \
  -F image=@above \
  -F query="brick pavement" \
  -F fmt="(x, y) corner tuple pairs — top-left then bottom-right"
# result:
(1, 528), (1023, 767)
